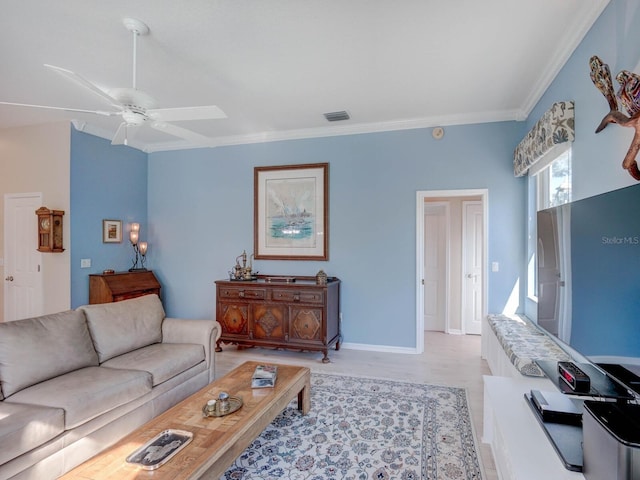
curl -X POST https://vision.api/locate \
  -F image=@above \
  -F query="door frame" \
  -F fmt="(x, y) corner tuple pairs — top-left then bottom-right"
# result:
(415, 189), (488, 353)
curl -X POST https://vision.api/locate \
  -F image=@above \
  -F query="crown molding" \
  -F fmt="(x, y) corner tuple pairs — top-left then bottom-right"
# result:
(142, 109), (523, 153)
(518, 0), (610, 119)
(73, 105), (530, 153)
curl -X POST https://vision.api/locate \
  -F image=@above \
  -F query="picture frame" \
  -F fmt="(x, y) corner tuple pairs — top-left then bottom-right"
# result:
(102, 219), (122, 243)
(254, 163), (328, 260)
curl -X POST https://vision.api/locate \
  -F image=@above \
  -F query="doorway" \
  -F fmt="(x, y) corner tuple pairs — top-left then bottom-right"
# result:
(415, 189), (488, 353)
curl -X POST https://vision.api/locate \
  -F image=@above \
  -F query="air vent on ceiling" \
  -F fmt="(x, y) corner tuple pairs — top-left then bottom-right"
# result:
(324, 110), (350, 122)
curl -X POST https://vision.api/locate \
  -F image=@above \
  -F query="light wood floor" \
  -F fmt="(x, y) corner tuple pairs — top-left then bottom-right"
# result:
(215, 331), (498, 480)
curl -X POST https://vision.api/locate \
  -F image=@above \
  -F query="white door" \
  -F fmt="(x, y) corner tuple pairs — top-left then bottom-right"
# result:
(424, 203), (448, 331)
(462, 201), (483, 335)
(4, 193), (43, 322)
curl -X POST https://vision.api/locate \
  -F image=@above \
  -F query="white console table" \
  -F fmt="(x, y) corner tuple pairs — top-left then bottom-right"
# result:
(483, 375), (585, 480)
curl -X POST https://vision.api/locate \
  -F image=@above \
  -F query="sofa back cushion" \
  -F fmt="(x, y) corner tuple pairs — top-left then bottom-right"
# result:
(78, 294), (165, 363)
(0, 310), (99, 397)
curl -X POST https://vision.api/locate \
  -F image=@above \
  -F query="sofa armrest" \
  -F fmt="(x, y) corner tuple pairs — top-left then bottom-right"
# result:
(162, 318), (221, 383)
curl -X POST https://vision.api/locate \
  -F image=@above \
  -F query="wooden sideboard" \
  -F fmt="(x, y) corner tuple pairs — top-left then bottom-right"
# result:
(215, 275), (341, 362)
(89, 271), (161, 304)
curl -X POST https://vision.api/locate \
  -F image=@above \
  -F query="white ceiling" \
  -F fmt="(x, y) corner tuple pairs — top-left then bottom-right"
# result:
(0, 0), (609, 153)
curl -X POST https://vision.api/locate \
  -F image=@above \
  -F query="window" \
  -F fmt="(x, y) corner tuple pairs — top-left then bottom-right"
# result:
(527, 145), (572, 300)
(534, 146), (572, 210)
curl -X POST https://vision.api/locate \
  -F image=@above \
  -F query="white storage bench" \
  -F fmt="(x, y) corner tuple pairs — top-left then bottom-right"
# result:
(481, 313), (570, 378)
(481, 314), (585, 479)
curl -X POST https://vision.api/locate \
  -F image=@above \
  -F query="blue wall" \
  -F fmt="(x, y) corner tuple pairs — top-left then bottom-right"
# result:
(147, 122), (524, 349)
(70, 129), (148, 307)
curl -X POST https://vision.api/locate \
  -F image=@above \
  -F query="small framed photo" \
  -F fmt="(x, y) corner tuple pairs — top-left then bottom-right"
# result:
(102, 219), (122, 243)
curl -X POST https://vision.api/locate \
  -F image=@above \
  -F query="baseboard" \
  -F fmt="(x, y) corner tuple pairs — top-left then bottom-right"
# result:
(341, 342), (419, 355)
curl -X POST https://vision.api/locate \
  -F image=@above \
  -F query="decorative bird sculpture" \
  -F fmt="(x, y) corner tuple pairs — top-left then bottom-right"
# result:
(589, 55), (640, 180)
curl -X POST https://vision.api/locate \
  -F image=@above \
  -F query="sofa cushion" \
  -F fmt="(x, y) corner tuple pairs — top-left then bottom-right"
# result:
(0, 310), (99, 397)
(101, 343), (205, 386)
(78, 294), (165, 363)
(5, 366), (152, 429)
(0, 402), (65, 465)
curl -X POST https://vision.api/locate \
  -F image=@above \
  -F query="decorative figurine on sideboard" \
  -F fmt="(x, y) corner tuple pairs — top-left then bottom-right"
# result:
(315, 269), (328, 285)
(229, 250), (257, 280)
(589, 55), (640, 180)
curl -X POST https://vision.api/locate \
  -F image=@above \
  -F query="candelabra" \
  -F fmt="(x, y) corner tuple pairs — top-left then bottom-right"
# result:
(128, 223), (148, 271)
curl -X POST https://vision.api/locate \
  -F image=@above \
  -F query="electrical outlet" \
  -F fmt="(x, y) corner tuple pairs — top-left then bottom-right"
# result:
(80, 258), (91, 268)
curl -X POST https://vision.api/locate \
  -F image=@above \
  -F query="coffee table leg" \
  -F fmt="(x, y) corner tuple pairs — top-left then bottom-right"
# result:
(298, 375), (311, 415)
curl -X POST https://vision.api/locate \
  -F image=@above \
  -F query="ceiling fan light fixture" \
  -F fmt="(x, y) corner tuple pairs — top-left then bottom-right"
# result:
(324, 110), (350, 122)
(122, 110), (147, 126)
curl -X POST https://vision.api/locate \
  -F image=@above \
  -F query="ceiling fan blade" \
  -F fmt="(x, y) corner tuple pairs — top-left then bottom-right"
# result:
(150, 121), (215, 146)
(111, 122), (141, 146)
(148, 105), (227, 122)
(44, 64), (122, 108)
(0, 101), (119, 116)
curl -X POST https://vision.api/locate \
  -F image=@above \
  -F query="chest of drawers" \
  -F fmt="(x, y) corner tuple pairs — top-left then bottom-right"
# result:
(215, 276), (341, 362)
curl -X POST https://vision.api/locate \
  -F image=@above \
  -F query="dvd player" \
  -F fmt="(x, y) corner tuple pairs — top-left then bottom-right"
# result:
(530, 389), (583, 425)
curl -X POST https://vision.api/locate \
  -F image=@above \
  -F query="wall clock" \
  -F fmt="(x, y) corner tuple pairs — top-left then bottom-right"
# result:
(36, 207), (65, 252)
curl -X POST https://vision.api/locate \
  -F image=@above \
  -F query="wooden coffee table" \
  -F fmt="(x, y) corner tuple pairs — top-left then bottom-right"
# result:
(61, 361), (311, 480)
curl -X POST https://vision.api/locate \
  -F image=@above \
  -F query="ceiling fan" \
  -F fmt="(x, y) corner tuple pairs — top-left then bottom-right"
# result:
(0, 17), (226, 147)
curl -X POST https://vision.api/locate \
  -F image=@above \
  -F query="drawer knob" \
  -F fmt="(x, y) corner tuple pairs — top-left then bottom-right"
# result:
(239, 290), (245, 298)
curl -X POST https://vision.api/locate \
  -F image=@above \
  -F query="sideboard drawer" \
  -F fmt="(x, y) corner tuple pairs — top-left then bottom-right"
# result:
(271, 289), (324, 304)
(219, 287), (266, 300)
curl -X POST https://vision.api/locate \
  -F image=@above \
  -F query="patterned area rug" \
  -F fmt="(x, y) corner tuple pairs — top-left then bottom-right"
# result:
(222, 373), (484, 480)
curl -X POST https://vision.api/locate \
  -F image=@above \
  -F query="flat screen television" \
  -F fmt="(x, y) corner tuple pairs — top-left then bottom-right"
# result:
(537, 183), (640, 390)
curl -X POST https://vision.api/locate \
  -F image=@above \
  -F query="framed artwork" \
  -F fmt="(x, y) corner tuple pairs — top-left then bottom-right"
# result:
(102, 219), (122, 243)
(254, 163), (329, 260)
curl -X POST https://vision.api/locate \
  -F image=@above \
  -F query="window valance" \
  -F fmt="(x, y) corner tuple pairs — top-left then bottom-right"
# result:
(513, 101), (575, 177)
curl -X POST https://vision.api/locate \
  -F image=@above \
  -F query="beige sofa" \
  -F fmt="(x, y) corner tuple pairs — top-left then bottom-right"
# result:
(0, 294), (220, 480)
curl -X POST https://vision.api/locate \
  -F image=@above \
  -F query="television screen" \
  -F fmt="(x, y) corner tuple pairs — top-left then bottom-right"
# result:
(537, 183), (640, 362)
